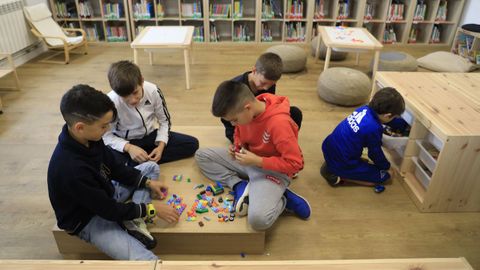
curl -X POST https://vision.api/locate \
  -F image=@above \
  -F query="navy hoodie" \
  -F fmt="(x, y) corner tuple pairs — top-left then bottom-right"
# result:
(322, 105), (390, 174)
(48, 124), (148, 235)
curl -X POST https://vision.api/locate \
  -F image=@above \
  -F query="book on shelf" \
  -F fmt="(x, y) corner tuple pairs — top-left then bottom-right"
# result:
(285, 21), (305, 42)
(430, 24), (441, 43)
(78, 1), (94, 18)
(84, 24), (100, 41)
(408, 25), (418, 43)
(387, 0), (404, 21)
(193, 26), (204, 42)
(383, 24), (397, 44)
(233, 0), (243, 18)
(262, 22), (273, 41)
(364, 1), (375, 21)
(209, 3), (230, 19)
(336, 0), (350, 20)
(133, 0), (153, 19)
(157, 2), (164, 18)
(210, 25), (219, 42)
(106, 26), (127, 42)
(262, 0), (282, 19)
(182, 1), (202, 18)
(54, 1), (77, 18)
(314, 0), (326, 19)
(135, 25), (146, 35)
(413, 0), (426, 21)
(286, 0), (304, 19)
(104, 2), (123, 19)
(233, 23), (251, 41)
(435, 0), (447, 21)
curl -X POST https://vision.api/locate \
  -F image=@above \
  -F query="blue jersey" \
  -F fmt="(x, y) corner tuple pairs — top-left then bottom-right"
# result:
(322, 105), (390, 174)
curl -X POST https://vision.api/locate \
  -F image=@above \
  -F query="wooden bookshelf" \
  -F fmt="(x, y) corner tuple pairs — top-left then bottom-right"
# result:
(451, 27), (480, 65)
(50, 0), (131, 43)
(51, 0), (466, 44)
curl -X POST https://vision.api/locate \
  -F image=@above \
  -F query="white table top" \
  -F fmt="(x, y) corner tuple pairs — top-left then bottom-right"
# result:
(318, 26), (383, 50)
(131, 26), (194, 48)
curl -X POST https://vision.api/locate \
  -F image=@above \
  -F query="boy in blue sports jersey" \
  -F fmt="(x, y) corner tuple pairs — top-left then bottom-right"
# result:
(320, 87), (405, 187)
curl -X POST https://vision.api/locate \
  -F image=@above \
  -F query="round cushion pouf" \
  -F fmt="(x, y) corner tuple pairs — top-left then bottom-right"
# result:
(318, 68), (371, 106)
(310, 36), (348, 61)
(375, 51), (418, 72)
(266, 45), (307, 73)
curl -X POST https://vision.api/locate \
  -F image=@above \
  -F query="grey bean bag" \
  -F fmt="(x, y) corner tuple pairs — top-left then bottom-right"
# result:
(318, 67), (371, 106)
(374, 51), (418, 72)
(266, 45), (307, 73)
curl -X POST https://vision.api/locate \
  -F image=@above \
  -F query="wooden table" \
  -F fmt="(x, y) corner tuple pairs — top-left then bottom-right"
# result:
(375, 72), (480, 212)
(131, 26), (194, 90)
(315, 26), (383, 79)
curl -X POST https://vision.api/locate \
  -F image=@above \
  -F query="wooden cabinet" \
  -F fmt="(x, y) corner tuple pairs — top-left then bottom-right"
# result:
(375, 72), (480, 212)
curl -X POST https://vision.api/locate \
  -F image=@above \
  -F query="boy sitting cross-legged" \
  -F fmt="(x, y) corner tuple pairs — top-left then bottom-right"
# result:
(48, 85), (179, 260)
(195, 80), (311, 231)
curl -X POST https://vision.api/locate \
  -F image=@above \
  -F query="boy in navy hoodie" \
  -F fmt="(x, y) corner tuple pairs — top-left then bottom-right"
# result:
(48, 85), (179, 260)
(321, 87), (405, 187)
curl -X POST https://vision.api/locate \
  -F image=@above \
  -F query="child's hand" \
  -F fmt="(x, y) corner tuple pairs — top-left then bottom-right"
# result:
(228, 145), (236, 158)
(148, 180), (168, 200)
(152, 201), (180, 223)
(235, 149), (262, 167)
(125, 144), (149, 163)
(149, 144), (165, 162)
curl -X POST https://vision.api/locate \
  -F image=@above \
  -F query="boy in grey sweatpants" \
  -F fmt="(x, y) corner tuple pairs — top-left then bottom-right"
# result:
(195, 80), (311, 231)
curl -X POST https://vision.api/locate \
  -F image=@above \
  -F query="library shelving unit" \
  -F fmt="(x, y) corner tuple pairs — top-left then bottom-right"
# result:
(451, 27), (480, 65)
(50, 0), (131, 43)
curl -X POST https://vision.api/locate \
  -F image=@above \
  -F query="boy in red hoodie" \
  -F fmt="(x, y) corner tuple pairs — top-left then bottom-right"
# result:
(195, 80), (310, 231)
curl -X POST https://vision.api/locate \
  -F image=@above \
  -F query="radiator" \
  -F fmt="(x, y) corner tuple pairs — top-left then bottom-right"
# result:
(0, 0), (36, 53)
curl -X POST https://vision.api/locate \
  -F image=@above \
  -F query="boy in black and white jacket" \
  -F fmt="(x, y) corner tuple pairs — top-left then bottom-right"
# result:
(103, 60), (199, 165)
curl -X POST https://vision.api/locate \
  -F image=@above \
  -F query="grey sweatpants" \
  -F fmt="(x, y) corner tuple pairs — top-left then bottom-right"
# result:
(195, 147), (291, 231)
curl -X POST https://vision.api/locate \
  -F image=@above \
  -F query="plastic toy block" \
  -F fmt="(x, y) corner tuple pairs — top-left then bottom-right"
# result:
(218, 197), (224, 203)
(206, 181), (224, 196)
(193, 184), (204, 190)
(203, 216), (211, 221)
(187, 178), (191, 183)
(173, 175), (177, 181)
(374, 185), (385, 193)
(198, 221), (204, 227)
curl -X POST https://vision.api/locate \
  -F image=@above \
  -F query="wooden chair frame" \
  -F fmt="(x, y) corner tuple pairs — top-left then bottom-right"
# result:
(0, 53), (21, 113)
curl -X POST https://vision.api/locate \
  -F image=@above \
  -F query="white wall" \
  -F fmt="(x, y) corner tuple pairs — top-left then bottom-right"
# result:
(460, 0), (480, 25)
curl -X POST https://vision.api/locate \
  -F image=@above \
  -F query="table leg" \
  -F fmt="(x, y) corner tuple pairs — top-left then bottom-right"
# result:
(184, 48), (191, 90)
(315, 34), (322, 63)
(149, 51), (153, 65)
(133, 49), (138, 64)
(355, 53), (360, 66)
(324, 47), (332, 71)
(371, 50), (381, 95)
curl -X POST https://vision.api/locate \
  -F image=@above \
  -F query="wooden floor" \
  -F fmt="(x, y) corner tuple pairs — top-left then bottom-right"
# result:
(0, 44), (479, 268)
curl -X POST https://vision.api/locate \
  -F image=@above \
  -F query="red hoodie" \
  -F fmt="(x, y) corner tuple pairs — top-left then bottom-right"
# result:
(234, 93), (304, 177)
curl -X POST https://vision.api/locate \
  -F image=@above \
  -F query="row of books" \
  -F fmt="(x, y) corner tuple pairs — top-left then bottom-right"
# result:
(383, 24), (397, 44)
(285, 21), (305, 41)
(454, 33), (479, 64)
(54, 2), (77, 18)
(407, 24), (419, 43)
(193, 26), (204, 42)
(336, 0), (350, 20)
(233, 0), (244, 18)
(210, 3), (230, 18)
(181, 2), (202, 18)
(106, 26), (127, 41)
(387, 2), (404, 21)
(430, 24), (441, 43)
(285, 0), (304, 19)
(262, 23), (274, 41)
(210, 25), (219, 42)
(104, 3), (123, 19)
(84, 25), (101, 41)
(233, 24), (252, 41)
(313, 0), (328, 19)
(78, 1), (94, 18)
(133, 0), (153, 19)
(363, 1), (375, 21)
(435, 0), (447, 21)
(262, 0), (282, 19)
(412, 1), (427, 21)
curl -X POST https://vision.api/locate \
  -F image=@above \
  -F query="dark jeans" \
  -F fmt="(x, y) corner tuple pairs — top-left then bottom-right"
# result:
(112, 130), (199, 166)
(221, 106), (303, 143)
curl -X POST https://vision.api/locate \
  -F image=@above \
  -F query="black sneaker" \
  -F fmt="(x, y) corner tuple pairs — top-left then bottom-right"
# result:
(233, 180), (249, 216)
(122, 218), (157, 250)
(320, 162), (341, 187)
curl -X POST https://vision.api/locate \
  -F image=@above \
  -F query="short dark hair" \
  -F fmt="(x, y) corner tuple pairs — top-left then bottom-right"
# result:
(255, 52), (283, 81)
(60, 84), (117, 127)
(108, 60), (143, 96)
(369, 87), (405, 116)
(212, 80), (255, 117)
